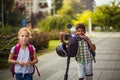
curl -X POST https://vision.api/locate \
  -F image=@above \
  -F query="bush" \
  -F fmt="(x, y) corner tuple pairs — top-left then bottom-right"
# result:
(0, 34), (18, 58)
(38, 15), (71, 32)
(0, 24), (19, 34)
(0, 24), (19, 69)
(30, 32), (50, 52)
(48, 30), (60, 40)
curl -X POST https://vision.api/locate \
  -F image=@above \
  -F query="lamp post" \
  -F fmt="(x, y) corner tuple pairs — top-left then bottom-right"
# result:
(88, 17), (92, 34)
(1, 0), (4, 27)
(53, 0), (55, 16)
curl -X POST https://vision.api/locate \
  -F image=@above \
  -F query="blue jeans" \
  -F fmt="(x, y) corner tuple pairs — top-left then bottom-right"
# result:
(15, 73), (33, 80)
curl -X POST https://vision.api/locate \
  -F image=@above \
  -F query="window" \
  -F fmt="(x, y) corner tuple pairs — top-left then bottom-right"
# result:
(39, 3), (48, 8)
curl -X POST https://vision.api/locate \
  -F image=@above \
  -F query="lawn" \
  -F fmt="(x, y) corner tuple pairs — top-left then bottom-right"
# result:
(48, 40), (60, 50)
(37, 40), (60, 56)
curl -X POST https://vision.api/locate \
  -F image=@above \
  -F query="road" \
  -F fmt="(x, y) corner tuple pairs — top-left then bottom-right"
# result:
(0, 32), (120, 80)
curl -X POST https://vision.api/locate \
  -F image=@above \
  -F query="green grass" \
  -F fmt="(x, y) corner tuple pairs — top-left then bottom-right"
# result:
(37, 40), (60, 56)
(48, 40), (60, 50)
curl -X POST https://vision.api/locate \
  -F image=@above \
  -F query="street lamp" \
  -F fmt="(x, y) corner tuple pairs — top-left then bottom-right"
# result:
(1, 0), (4, 27)
(53, 0), (56, 16)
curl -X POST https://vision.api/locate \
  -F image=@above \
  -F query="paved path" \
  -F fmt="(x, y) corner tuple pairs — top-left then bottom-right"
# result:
(0, 32), (120, 80)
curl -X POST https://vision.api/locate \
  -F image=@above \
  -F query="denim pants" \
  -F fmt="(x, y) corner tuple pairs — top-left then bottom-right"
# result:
(15, 73), (33, 80)
(77, 62), (93, 80)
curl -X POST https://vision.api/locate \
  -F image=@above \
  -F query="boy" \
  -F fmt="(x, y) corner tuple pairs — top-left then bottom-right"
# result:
(60, 23), (96, 80)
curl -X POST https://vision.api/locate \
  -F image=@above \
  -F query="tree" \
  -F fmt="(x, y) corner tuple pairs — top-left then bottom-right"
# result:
(72, 4), (120, 31)
(57, 0), (74, 16)
(0, 0), (14, 25)
(57, 0), (83, 16)
(72, 10), (92, 27)
(0, 0), (25, 27)
(92, 5), (120, 31)
(55, 0), (63, 12)
(71, 0), (83, 13)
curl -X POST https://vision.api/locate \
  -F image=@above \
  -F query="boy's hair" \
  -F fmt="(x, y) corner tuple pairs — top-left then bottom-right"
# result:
(76, 23), (86, 33)
(18, 27), (31, 37)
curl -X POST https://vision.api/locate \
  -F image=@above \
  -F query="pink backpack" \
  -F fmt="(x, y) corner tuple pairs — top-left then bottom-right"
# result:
(11, 42), (40, 77)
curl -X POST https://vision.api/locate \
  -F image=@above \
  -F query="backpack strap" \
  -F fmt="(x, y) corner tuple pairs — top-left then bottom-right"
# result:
(13, 42), (34, 60)
(13, 42), (21, 60)
(27, 43), (41, 77)
(27, 43), (34, 60)
(11, 42), (21, 77)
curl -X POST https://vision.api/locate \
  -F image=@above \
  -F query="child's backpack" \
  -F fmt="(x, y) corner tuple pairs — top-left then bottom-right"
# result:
(67, 34), (81, 57)
(11, 42), (40, 77)
(67, 34), (96, 62)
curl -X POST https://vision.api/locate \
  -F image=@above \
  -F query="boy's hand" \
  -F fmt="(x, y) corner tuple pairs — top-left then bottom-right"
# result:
(81, 35), (89, 41)
(59, 32), (65, 37)
(59, 32), (65, 43)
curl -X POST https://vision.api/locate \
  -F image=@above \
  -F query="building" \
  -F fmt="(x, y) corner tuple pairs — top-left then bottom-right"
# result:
(14, 0), (54, 18)
(80, 0), (95, 11)
(14, 0), (54, 28)
(14, 0), (95, 17)
(14, 0), (95, 28)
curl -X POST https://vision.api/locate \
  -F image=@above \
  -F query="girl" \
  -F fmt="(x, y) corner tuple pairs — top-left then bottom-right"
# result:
(8, 27), (38, 80)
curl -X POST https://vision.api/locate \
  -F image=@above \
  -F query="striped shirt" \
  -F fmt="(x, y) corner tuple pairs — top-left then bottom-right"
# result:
(76, 39), (93, 64)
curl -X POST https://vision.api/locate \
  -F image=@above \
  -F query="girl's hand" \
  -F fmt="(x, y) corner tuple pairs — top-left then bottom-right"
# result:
(18, 61), (25, 67)
(25, 61), (31, 66)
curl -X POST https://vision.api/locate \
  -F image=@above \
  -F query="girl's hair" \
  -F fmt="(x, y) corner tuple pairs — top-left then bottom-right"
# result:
(76, 23), (86, 33)
(18, 27), (31, 37)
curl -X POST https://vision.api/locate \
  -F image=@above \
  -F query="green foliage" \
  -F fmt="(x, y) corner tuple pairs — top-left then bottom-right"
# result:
(30, 32), (50, 52)
(57, 0), (83, 16)
(0, 24), (19, 34)
(92, 5), (120, 31)
(55, 0), (63, 12)
(0, 0), (25, 27)
(71, 4), (120, 31)
(72, 10), (92, 27)
(0, 34), (18, 58)
(38, 15), (71, 32)
(71, 0), (83, 13)
(0, 25), (19, 57)
(0, 25), (18, 59)
(0, 0), (14, 24)
(0, 25), (12, 34)
(8, 10), (25, 27)
(57, 0), (74, 16)
(48, 30), (60, 40)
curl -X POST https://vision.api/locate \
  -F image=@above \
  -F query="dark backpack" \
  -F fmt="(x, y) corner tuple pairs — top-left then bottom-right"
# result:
(67, 34), (81, 57)
(62, 34), (96, 80)
(67, 34), (96, 62)
(11, 42), (40, 77)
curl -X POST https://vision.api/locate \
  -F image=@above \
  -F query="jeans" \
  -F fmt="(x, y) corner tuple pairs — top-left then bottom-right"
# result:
(15, 73), (33, 80)
(77, 62), (93, 80)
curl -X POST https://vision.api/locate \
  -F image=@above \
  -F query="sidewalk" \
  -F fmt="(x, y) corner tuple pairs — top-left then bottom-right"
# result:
(0, 32), (120, 80)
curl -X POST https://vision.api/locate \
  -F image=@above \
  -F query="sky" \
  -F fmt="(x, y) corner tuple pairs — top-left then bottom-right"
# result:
(94, 0), (111, 6)
(95, 0), (120, 6)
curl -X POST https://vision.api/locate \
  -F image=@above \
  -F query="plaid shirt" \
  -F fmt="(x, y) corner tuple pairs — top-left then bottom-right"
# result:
(76, 39), (93, 64)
